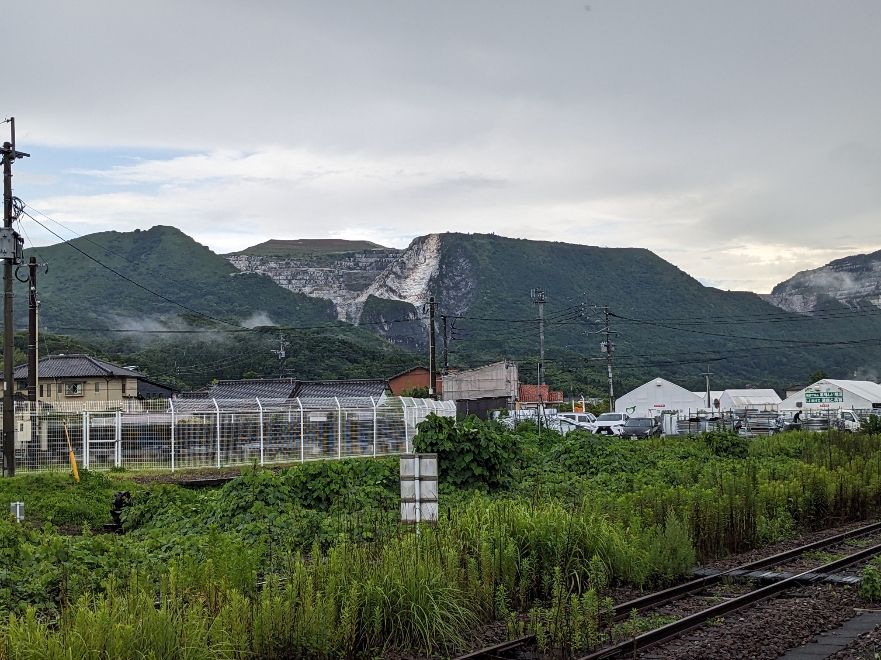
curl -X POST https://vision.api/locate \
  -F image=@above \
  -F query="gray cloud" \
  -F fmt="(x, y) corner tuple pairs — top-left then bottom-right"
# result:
(5, 1), (881, 293)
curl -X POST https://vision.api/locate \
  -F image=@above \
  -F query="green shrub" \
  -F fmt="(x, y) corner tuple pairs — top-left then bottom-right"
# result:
(860, 414), (881, 435)
(702, 428), (749, 458)
(862, 562), (881, 601)
(414, 414), (521, 489)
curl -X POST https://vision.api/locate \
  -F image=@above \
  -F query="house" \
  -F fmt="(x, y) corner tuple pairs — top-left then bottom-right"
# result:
(615, 378), (707, 416)
(7, 354), (175, 402)
(191, 377), (390, 401)
(387, 366), (442, 395)
(779, 380), (881, 411)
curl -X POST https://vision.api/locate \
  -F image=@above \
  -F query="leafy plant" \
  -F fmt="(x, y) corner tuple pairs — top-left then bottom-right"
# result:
(860, 414), (881, 435)
(702, 427), (749, 458)
(413, 414), (521, 489)
(862, 562), (881, 601)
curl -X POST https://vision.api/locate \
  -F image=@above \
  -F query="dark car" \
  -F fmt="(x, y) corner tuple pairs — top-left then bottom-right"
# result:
(620, 416), (661, 439)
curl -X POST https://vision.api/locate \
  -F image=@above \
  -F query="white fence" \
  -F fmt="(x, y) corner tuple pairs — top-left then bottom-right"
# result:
(9, 396), (454, 473)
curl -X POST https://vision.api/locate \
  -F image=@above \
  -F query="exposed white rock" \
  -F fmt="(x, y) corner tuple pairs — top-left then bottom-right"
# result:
(226, 234), (443, 324)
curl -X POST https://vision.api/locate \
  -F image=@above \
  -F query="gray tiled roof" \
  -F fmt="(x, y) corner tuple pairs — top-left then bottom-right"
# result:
(197, 377), (388, 401)
(293, 379), (388, 399)
(12, 354), (143, 380)
(208, 378), (298, 400)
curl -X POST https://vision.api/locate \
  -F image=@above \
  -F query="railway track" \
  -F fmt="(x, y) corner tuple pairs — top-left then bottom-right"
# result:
(455, 520), (881, 660)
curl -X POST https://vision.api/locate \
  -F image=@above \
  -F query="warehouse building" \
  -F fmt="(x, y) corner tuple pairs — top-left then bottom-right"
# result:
(615, 378), (707, 416)
(779, 379), (881, 411)
(718, 389), (782, 412)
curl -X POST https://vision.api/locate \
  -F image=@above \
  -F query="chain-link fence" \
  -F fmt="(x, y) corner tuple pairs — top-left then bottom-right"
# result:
(9, 396), (454, 473)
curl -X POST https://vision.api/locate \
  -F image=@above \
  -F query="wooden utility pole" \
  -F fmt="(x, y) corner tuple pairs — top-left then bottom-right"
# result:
(428, 297), (437, 396)
(2, 118), (29, 477)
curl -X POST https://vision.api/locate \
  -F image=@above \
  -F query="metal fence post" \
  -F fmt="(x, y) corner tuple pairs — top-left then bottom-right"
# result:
(256, 397), (264, 466)
(115, 410), (121, 468)
(370, 395), (377, 458)
(213, 398), (221, 469)
(82, 412), (89, 470)
(335, 396), (342, 459)
(298, 398), (304, 463)
(169, 398), (175, 472)
(401, 397), (409, 453)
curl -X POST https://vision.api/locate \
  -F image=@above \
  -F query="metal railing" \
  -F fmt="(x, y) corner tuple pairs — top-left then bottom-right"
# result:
(8, 396), (455, 473)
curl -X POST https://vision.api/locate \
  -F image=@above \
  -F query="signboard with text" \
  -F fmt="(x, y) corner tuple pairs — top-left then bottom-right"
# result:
(805, 391), (844, 404)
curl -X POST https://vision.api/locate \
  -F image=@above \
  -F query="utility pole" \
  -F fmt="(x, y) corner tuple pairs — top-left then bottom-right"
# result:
(600, 306), (616, 412)
(531, 289), (546, 388)
(700, 364), (713, 410)
(2, 118), (28, 477)
(531, 289), (546, 434)
(270, 331), (290, 378)
(427, 297), (437, 396)
(441, 314), (449, 375)
(27, 257), (38, 402)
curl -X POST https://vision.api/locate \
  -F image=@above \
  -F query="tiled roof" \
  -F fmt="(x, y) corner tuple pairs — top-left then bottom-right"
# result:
(293, 379), (388, 399)
(388, 366), (427, 380)
(209, 378), (298, 400)
(12, 354), (143, 380)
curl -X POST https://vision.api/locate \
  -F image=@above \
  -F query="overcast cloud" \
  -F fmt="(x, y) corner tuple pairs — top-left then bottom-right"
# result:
(4, 1), (881, 293)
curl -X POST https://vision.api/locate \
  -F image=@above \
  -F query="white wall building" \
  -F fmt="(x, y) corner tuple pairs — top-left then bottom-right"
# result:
(779, 380), (881, 412)
(718, 389), (782, 412)
(441, 361), (518, 402)
(615, 378), (707, 416)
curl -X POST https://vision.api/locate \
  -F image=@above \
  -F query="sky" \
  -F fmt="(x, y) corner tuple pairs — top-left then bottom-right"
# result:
(4, 1), (881, 294)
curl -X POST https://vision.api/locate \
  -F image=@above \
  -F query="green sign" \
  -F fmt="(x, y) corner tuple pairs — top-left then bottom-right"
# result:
(805, 391), (844, 403)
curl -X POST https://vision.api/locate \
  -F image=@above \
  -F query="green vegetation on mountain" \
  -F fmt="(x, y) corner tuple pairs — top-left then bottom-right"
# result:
(227, 238), (389, 257)
(435, 233), (881, 393)
(11, 227), (881, 393)
(16, 226), (337, 331)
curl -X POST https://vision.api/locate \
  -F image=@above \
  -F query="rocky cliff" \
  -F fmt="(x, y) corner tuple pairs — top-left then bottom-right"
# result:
(227, 234), (479, 348)
(762, 249), (881, 314)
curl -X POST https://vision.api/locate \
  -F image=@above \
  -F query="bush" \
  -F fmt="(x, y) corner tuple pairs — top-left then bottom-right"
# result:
(860, 414), (881, 435)
(702, 428), (749, 459)
(414, 414), (522, 489)
(862, 561), (881, 601)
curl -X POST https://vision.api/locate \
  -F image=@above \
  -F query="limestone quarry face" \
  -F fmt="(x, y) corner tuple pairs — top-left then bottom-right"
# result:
(226, 233), (472, 328)
(226, 248), (402, 322)
(762, 250), (881, 314)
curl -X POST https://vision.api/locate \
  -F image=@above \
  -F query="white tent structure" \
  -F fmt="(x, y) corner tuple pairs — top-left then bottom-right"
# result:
(718, 389), (781, 411)
(779, 380), (881, 412)
(615, 378), (706, 416)
(692, 391), (724, 411)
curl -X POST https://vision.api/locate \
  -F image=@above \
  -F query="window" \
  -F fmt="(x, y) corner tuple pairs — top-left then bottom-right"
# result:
(39, 384), (43, 397)
(16, 381), (27, 391)
(95, 382), (100, 393)
(122, 381), (127, 395)
(46, 384), (51, 397)
(64, 383), (84, 396)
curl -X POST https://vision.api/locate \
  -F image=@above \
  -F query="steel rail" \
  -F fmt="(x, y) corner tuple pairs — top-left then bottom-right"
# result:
(611, 518), (881, 619)
(454, 635), (536, 660)
(455, 520), (881, 660)
(577, 539), (881, 660)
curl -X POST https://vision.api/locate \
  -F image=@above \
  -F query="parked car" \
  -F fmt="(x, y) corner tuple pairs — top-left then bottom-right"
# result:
(559, 412), (597, 431)
(620, 416), (661, 439)
(590, 412), (629, 436)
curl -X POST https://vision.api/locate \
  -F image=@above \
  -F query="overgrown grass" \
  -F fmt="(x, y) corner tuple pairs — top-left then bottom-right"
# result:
(4, 423), (881, 657)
